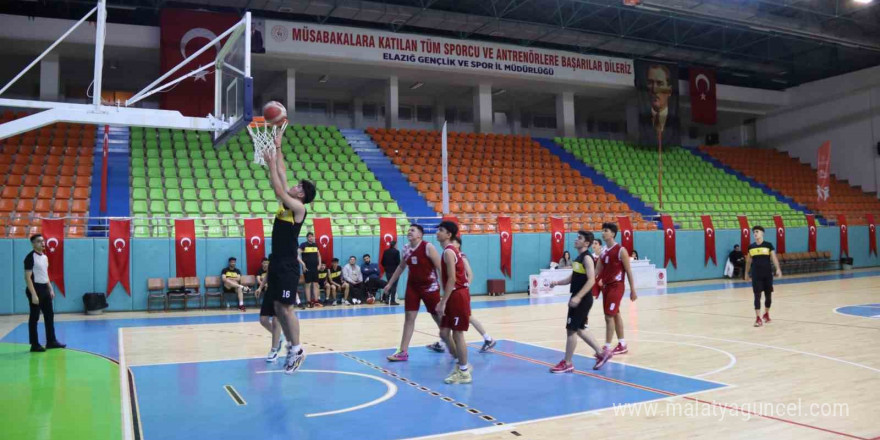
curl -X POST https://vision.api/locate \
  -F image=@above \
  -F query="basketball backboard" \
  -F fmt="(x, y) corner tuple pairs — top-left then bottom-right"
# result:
(0, 0), (252, 144)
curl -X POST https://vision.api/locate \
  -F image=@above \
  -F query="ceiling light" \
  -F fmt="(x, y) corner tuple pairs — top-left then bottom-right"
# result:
(492, 89), (506, 96)
(318, 75), (328, 83)
(853, 0), (873, 5)
(410, 82), (424, 90)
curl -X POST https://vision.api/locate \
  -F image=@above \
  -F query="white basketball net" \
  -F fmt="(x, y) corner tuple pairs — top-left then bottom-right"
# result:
(247, 119), (288, 166)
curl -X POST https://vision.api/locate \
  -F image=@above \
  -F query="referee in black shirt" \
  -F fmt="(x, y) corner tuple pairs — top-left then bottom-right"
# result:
(745, 226), (782, 328)
(24, 234), (65, 352)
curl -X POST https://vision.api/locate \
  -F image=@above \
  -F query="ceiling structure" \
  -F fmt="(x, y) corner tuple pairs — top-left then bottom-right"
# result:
(2, 0), (880, 90)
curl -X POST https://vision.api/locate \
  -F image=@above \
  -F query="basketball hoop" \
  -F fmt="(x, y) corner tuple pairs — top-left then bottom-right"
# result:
(247, 117), (287, 166)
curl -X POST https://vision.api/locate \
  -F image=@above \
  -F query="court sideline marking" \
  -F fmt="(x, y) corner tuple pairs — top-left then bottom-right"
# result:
(118, 328), (133, 440)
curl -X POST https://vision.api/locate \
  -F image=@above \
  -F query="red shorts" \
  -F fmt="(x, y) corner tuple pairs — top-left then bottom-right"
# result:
(404, 285), (441, 314)
(592, 283), (601, 299)
(440, 288), (471, 331)
(602, 282), (625, 316)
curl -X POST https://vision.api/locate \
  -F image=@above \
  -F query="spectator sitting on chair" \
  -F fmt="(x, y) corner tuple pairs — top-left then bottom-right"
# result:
(343, 256), (365, 304)
(631, 250), (639, 261)
(317, 263), (334, 306)
(254, 257), (270, 299)
(327, 258), (349, 305)
(222, 257), (249, 312)
(361, 254), (386, 300)
(558, 251), (573, 269)
(381, 241), (401, 305)
(727, 245), (746, 278)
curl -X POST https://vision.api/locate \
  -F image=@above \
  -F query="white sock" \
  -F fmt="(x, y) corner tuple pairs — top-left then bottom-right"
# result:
(483, 334), (492, 341)
(292, 344), (302, 354)
(619, 339), (626, 347)
(459, 364), (469, 371)
(239, 300), (243, 306)
(604, 343), (612, 350)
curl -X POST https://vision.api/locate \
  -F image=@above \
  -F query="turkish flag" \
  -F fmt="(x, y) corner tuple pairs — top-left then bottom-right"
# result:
(773, 215), (786, 255)
(838, 215), (849, 257)
(660, 215), (677, 268)
(498, 216), (513, 278)
(806, 214), (817, 253)
(701, 215), (716, 266)
(737, 216), (751, 251)
(816, 141), (831, 206)
(243, 218), (265, 276)
(379, 217), (398, 276)
(107, 219), (131, 296)
(42, 219), (65, 296)
(550, 216), (565, 263)
(160, 9), (239, 117)
(313, 218), (334, 265)
(689, 68), (717, 125)
(867, 214), (877, 257)
(616, 216), (634, 255)
(174, 219), (197, 277)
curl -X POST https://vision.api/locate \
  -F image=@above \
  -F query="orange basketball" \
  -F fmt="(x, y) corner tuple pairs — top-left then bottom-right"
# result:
(366, 297), (375, 304)
(262, 101), (287, 126)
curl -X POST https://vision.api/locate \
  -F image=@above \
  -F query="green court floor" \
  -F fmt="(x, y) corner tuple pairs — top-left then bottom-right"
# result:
(0, 343), (121, 440)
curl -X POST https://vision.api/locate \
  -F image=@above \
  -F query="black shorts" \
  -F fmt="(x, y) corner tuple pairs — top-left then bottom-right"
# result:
(752, 274), (774, 295)
(303, 266), (319, 283)
(566, 294), (594, 331)
(268, 259), (301, 306)
(259, 288), (276, 317)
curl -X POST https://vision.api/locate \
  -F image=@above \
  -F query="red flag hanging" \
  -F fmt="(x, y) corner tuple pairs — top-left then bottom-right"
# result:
(689, 68), (717, 125)
(107, 219), (131, 296)
(379, 217), (398, 276)
(806, 214), (817, 253)
(868, 214), (877, 257)
(498, 216), (513, 278)
(174, 219), (197, 277)
(550, 216), (565, 263)
(159, 9), (240, 117)
(817, 141), (831, 206)
(42, 219), (66, 296)
(701, 215), (716, 266)
(660, 215), (677, 268)
(616, 216), (634, 255)
(243, 218), (265, 276)
(313, 218), (334, 265)
(838, 215), (849, 257)
(737, 216), (751, 251)
(773, 215), (786, 255)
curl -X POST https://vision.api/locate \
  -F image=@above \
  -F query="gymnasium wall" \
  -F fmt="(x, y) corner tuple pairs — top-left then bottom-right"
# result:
(756, 65), (880, 195)
(0, 226), (877, 315)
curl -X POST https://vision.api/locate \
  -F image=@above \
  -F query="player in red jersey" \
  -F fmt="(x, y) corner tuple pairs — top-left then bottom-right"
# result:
(385, 224), (455, 362)
(595, 222), (637, 365)
(436, 221), (473, 384)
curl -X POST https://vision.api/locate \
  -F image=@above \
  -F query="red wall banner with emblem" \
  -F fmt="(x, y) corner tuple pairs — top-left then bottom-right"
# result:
(616, 216), (634, 255)
(107, 219), (131, 296)
(42, 219), (66, 296)
(806, 214), (817, 253)
(243, 218), (266, 276)
(498, 216), (512, 278)
(701, 215), (716, 266)
(773, 215), (786, 255)
(660, 215), (677, 268)
(817, 141), (831, 205)
(550, 216), (565, 264)
(689, 68), (717, 125)
(378, 217), (398, 276)
(313, 218), (334, 265)
(838, 215), (849, 257)
(159, 9), (239, 117)
(737, 216), (750, 251)
(174, 219), (197, 277)
(868, 214), (877, 257)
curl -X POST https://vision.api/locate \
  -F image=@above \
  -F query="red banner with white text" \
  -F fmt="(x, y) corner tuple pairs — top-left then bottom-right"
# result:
(817, 141), (831, 205)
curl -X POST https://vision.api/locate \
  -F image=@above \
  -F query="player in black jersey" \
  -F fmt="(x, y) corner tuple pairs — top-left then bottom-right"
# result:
(548, 230), (606, 372)
(745, 226), (782, 327)
(264, 133), (316, 374)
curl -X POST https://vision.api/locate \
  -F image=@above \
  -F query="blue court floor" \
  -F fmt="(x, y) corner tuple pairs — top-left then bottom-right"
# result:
(131, 341), (726, 440)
